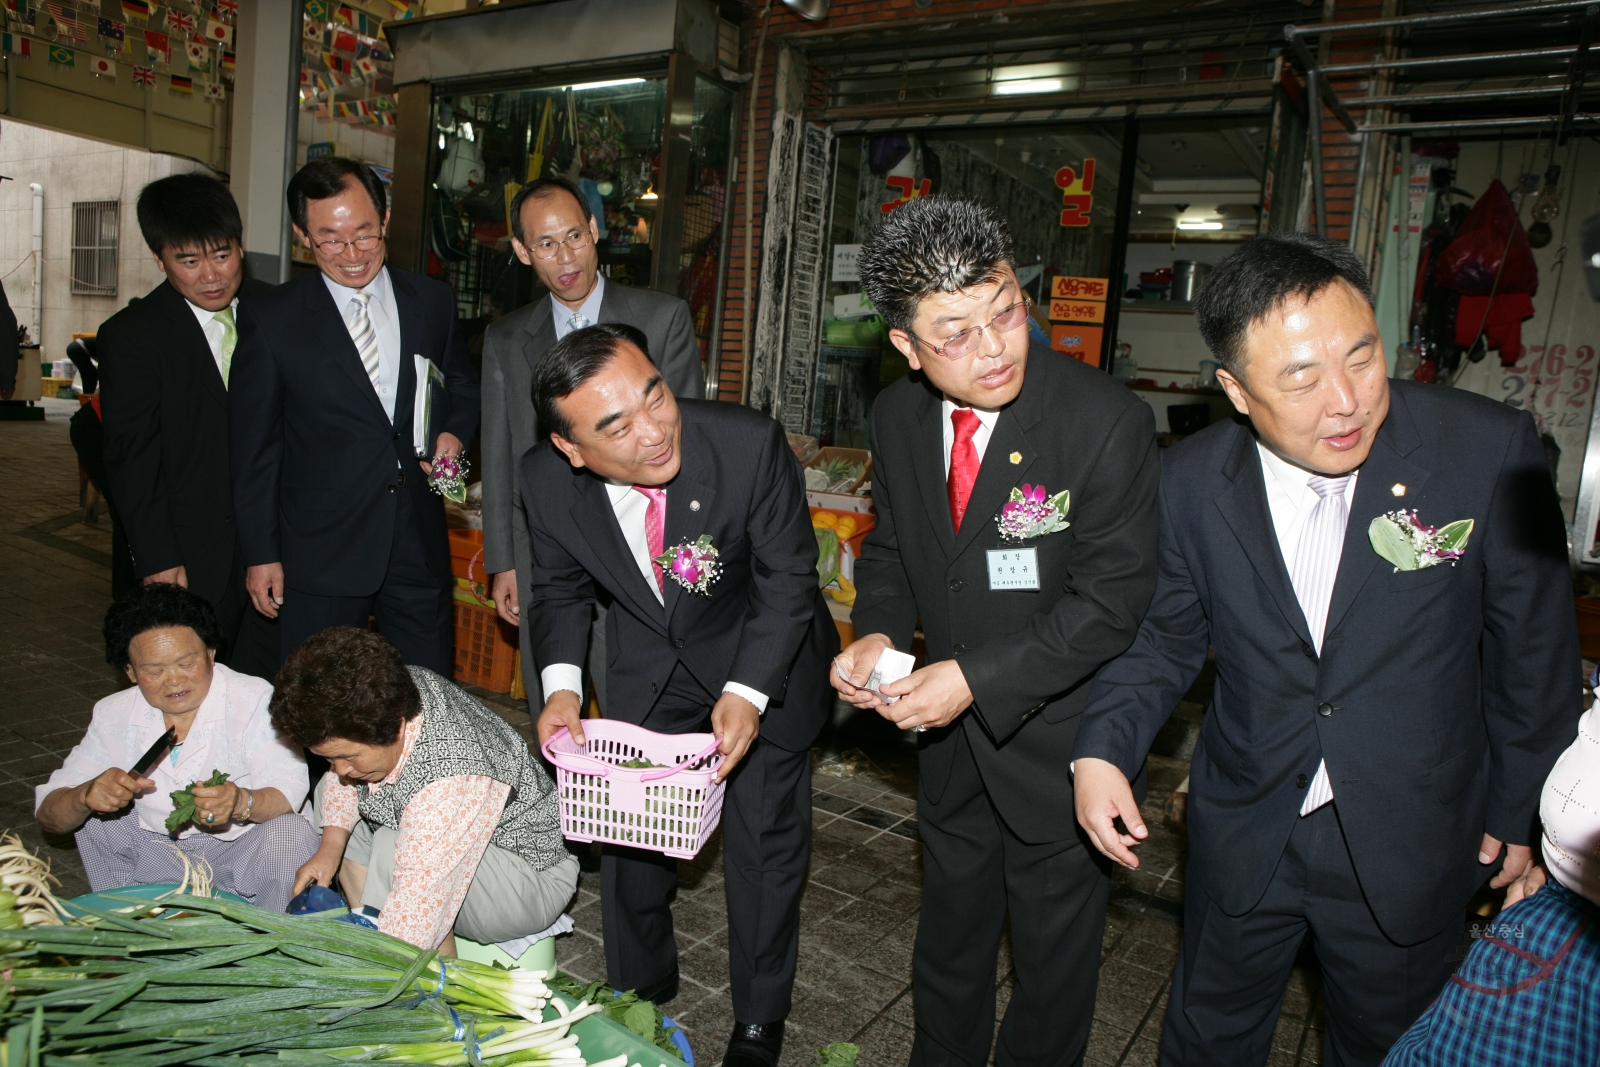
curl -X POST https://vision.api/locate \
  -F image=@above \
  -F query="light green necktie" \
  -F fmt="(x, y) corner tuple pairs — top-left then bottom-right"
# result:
(213, 305), (237, 387)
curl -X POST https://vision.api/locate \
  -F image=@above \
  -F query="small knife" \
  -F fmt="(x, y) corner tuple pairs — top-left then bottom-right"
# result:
(130, 726), (177, 777)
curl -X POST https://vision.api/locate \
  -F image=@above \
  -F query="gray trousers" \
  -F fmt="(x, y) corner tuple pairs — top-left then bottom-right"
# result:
(76, 809), (320, 913)
(343, 818), (578, 944)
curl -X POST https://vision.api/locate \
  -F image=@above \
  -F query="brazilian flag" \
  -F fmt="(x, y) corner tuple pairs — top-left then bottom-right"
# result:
(48, 43), (73, 67)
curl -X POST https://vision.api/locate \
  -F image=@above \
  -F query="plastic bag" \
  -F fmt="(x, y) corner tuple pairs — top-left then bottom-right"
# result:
(1433, 179), (1538, 295)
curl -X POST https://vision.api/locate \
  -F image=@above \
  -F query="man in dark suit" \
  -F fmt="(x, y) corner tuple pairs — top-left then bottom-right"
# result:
(99, 172), (278, 677)
(833, 195), (1160, 1067)
(522, 323), (834, 1067)
(230, 157), (479, 671)
(1073, 233), (1581, 1067)
(483, 176), (703, 700)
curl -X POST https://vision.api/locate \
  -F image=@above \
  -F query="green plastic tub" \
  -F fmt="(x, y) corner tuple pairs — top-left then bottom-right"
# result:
(543, 992), (692, 1067)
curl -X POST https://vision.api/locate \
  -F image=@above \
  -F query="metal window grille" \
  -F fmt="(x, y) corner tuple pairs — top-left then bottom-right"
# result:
(71, 200), (120, 296)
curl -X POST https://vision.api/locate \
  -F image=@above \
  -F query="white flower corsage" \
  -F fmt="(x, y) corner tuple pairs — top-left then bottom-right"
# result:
(1367, 510), (1474, 571)
(996, 484), (1071, 543)
(654, 535), (722, 595)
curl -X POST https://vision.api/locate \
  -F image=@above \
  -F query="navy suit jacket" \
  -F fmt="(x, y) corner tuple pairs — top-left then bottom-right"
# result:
(1075, 380), (1581, 944)
(519, 399), (835, 751)
(229, 265), (479, 597)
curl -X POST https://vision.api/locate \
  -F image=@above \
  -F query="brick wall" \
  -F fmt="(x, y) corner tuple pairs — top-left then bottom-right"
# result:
(1313, 0), (1387, 242)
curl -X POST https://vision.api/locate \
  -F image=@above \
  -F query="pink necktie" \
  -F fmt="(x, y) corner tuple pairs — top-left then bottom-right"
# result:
(634, 485), (667, 591)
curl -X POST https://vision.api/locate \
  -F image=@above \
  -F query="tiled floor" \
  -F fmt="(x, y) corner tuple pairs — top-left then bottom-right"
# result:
(0, 410), (1329, 1067)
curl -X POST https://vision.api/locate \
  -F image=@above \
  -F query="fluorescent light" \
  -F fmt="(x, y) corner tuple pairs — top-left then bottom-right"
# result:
(993, 78), (1062, 96)
(568, 78), (646, 92)
(1177, 220), (1224, 231)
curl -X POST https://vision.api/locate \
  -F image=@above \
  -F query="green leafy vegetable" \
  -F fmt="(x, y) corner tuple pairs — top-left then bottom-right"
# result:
(815, 528), (841, 590)
(546, 972), (683, 1056)
(815, 457), (864, 493)
(816, 1041), (861, 1067)
(618, 758), (665, 769)
(165, 768), (230, 834)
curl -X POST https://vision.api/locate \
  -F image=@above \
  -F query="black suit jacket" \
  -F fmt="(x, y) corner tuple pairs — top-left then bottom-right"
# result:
(99, 278), (275, 605)
(852, 345), (1161, 843)
(1075, 380), (1581, 944)
(229, 266), (479, 597)
(520, 399), (836, 751)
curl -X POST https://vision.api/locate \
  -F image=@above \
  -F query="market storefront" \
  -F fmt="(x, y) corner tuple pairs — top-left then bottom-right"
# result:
(383, 0), (742, 393)
(742, 0), (1315, 448)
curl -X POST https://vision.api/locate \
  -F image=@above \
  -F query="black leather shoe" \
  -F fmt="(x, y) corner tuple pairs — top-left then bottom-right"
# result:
(634, 969), (679, 1007)
(722, 1020), (785, 1067)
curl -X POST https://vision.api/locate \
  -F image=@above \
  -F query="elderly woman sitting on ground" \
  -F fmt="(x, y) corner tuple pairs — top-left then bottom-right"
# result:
(275, 627), (579, 953)
(35, 583), (319, 911)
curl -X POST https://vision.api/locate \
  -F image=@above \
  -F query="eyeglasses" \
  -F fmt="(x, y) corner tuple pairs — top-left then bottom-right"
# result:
(528, 229), (594, 260)
(311, 232), (385, 256)
(908, 296), (1033, 360)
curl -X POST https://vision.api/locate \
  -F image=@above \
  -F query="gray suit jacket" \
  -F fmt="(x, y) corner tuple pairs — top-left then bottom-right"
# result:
(481, 280), (703, 585)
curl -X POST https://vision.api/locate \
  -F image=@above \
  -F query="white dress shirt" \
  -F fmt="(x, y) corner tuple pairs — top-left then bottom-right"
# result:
(1540, 704), (1600, 906)
(940, 398), (1001, 475)
(539, 478), (770, 713)
(323, 266), (402, 421)
(185, 295), (238, 381)
(552, 273), (606, 342)
(1258, 443), (1359, 816)
(35, 664), (311, 840)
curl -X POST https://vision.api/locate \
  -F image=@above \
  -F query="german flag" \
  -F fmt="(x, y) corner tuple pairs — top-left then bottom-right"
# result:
(168, 73), (192, 93)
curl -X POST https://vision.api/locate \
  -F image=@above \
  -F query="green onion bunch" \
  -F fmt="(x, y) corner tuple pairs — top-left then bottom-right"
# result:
(0, 894), (604, 1066)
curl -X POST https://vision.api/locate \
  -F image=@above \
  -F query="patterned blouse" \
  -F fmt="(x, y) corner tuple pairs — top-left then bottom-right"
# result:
(321, 715), (511, 950)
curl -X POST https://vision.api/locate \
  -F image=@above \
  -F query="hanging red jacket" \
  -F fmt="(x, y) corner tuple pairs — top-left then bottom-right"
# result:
(1435, 179), (1538, 365)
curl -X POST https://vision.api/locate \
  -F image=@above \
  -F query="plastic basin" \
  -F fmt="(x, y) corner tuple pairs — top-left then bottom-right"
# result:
(65, 883), (251, 917)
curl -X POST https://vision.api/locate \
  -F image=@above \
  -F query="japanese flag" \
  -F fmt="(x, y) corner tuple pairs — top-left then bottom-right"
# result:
(90, 54), (114, 76)
(203, 19), (230, 45)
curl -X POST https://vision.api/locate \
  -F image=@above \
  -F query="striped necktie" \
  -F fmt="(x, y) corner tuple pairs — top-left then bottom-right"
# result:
(212, 306), (236, 387)
(345, 290), (381, 384)
(1289, 472), (1351, 816)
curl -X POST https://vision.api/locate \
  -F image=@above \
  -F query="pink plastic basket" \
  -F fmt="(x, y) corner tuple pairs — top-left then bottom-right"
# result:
(540, 721), (726, 860)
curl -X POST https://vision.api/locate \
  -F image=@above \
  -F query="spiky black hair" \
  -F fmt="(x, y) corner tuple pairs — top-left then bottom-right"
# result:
(856, 195), (1015, 334)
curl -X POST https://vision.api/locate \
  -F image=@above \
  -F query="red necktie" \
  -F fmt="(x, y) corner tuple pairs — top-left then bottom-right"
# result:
(948, 408), (981, 532)
(634, 485), (666, 591)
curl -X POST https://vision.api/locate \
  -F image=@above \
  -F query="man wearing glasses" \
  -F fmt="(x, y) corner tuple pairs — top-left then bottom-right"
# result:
(230, 157), (479, 671)
(481, 176), (702, 710)
(833, 195), (1159, 1066)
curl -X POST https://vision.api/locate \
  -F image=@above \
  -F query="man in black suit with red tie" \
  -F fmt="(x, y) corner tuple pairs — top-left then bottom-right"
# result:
(230, 157), (479, 670)
(521, 323), (836, 1067)
(833, 196), (1161, 1067)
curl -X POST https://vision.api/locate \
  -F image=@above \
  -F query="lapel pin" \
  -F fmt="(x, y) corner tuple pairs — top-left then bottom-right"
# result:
(1390, 483), (1406, 497)
(1009, 452), (1022, 465)
(690, 500), (701, 511)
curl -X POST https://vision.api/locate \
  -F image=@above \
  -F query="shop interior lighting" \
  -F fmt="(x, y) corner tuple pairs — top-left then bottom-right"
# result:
(1176, 220), (1225, 230)
(993, 78), (1063, 96)
(568, 78), (646, 92)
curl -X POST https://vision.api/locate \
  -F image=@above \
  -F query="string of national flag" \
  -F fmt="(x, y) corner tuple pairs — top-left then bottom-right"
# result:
(2, 0), (238, 97)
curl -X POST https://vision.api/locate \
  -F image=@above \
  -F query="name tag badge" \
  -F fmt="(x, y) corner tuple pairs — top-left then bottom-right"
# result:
(987, 548), (1040, 591)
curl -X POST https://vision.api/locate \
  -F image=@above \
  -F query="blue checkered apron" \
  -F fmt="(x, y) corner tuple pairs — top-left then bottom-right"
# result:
(1384, 881), (1600, 1066)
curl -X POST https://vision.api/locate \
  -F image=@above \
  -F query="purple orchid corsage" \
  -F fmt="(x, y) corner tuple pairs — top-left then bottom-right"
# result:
(655, 534), (723, 595)
(996, 484), (1071, 543)
(1367, 510), (1474, 571)
(426, 453), (470, 504)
